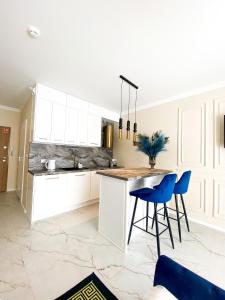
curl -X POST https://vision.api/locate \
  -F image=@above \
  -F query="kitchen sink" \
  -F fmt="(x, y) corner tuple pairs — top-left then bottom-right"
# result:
(60, 167), (89, 171)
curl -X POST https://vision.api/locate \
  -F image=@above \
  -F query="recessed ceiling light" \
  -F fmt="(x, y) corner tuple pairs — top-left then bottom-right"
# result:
(27, 26), (40, 39)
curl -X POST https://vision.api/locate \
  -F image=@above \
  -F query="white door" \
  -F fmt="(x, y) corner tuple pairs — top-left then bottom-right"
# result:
(51, 103), (66, 143)
(33, 98), (52, 142)
(90, 171), (100, 199)
(64, 107), (78, 145)
(88, 113), (101, 147)
(16, 119), (27, 202)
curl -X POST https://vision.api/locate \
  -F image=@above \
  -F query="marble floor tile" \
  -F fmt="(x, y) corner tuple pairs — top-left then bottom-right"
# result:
(0, 191), (225, 300)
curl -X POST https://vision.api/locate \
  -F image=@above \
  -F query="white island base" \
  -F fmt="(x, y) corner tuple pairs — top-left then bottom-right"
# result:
(98, 172), (168, 253)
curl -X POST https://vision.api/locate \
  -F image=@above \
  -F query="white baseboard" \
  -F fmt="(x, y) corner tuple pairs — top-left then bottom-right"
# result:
(169, 211), (225, 234)
(188, 217), (225, 234)
(6, 189), (16, 192)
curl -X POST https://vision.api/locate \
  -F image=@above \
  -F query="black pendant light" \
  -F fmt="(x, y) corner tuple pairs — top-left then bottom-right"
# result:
(126, 85), (131, 140)
(119, 79), (123, 139)
(118, 75), (138, 144)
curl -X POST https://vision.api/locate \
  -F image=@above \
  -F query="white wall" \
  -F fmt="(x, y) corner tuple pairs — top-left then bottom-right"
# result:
(114, 86), (225, 231)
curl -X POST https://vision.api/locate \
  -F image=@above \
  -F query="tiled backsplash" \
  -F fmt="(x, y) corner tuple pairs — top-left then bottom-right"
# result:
(29, 143), (113, 170)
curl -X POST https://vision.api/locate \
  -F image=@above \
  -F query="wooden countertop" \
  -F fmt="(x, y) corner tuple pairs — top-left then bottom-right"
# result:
(96, 167), (173, 181)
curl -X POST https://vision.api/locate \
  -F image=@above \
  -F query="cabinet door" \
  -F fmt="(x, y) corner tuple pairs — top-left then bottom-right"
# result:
(33, 98), (52, 142)
(69, 172), (91, 205)
(77, 106), (88, 145)
(51, 103), (66, 143)
(64, 107), (78, 145)
(90, 171), (100, 200)
(88, 113), (102, 147)
(33, 175), (66, 221)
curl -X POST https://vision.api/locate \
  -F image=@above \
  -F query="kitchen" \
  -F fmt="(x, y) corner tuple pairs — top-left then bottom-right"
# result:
(19, 83), (120, 223)
(1, 1), (225, 299)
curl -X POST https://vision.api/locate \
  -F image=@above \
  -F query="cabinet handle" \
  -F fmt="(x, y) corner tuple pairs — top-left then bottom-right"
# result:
(91, 142), (98, 145)
(67, 140), (75, 143)
(74, 174), (86, 176)
(54, 139), (62, 142)
(45, 177), (60, 180)
(39, 137), (48, 140)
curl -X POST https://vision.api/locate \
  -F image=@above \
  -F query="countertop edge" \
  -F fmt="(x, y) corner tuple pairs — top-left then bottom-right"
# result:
(28, 166), (123, 176)
(96, 169), (172, 181)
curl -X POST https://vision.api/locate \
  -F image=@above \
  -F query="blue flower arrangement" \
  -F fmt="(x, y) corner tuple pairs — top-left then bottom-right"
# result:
(136, 131), (169, 168)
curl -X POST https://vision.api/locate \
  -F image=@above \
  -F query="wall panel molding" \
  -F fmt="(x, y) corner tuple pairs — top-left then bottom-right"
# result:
(213, 178), (225, 221)
(184, 176), (207, 215)
(213, 98), (225, 169)
(177, 103), (206, 168)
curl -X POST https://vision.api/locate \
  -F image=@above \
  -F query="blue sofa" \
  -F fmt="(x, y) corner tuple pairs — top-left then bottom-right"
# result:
(154, 255), (225, 299)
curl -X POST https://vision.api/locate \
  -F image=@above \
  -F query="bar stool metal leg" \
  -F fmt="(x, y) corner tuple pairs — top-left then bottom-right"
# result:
(146, 202), (149, 231)
(151, 211), (155, 229)
(164, 203), (174, 249)
(175, 194), (182, 242)
(180, 194), (190, 232)
(128, 197), (138, 244)
(163, 207), (166, 220)
(154, 203), (161, 257)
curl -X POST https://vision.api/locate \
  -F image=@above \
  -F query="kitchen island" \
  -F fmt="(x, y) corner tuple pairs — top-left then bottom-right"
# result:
(97, 168), (172, 252)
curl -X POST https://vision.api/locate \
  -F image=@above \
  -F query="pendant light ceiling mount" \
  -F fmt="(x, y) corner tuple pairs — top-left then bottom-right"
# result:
(119, 75), (139, 144)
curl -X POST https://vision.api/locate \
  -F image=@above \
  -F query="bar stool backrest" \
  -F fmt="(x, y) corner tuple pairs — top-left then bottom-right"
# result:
(144, 174), (177, 203)
(173, 171), (192, 194)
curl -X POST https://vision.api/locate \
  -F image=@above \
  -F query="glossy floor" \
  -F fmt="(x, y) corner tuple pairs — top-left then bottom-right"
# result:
(0, 192), (225, 300)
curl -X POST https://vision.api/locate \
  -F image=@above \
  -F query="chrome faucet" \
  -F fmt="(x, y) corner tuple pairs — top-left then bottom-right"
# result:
(72, 154), (78, 168)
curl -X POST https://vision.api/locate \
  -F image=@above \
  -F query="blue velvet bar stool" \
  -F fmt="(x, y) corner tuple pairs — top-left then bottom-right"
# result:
(173, 170), (192, 242)
(152, 171), (192, 243)
(128, 174), (177, 257)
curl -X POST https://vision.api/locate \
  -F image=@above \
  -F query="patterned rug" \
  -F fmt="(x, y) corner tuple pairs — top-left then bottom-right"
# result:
(55, 273), (118, 300)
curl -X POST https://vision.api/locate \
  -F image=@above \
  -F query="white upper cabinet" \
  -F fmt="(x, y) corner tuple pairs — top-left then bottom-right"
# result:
(33, 84), (67, 143)
(88, 104), (102, 147)
(51, 102), (66, 143)
(36, 84), (66, 104)
(65, 106), (78, 145)
(77, 101), (89, 145)
(33, 97), (52, 142)
(33, 84), (119, 146)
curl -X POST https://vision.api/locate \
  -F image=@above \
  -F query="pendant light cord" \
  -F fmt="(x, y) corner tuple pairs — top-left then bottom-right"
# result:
(135, 89), (137, 123)
(128, 85), (130, 120)
(120, 80), (123, 118)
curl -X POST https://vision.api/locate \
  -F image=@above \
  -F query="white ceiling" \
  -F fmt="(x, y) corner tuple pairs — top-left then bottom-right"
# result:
(1, 0), (225, 112)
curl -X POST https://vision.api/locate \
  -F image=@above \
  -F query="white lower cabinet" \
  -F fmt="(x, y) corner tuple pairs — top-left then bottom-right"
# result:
(90, 171), (100, 200)
(30, 171), (100, 222)
(67, 172), (91, 207)
(32, 174), (67, 221)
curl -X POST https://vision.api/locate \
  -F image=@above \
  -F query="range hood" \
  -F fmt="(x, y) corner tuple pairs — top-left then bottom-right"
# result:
(103, 124), (114, 149)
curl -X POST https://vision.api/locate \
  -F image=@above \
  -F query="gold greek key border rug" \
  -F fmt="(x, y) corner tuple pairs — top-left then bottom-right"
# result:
(55, 273), (118, 300)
